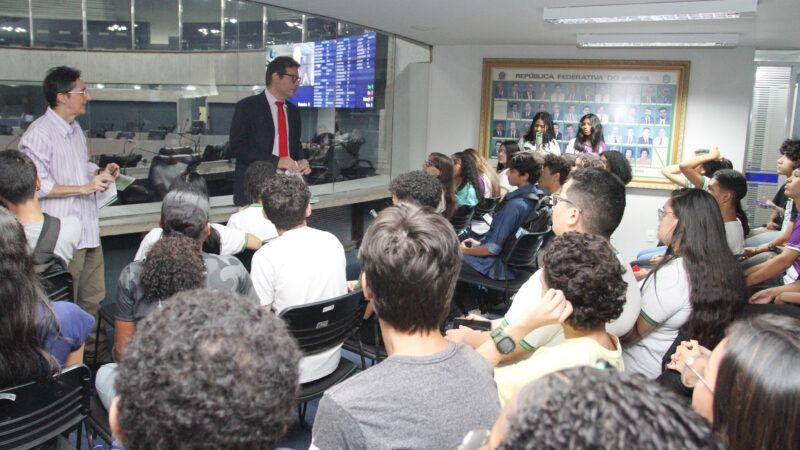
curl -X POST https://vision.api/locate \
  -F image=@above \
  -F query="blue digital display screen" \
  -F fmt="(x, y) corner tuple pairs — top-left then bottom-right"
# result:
(266, 32), (376, 109)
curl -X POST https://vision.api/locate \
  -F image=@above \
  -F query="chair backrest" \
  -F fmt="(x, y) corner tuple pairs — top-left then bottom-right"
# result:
(278, 290), (366, 357)
(474, 196), (500, 217)
(504, 228), (551, 271)
(0, 364), (91, 450)
(450, 205), (475, 233)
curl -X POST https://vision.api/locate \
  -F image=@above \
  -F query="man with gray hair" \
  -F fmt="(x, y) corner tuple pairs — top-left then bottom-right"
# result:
(94, 190), (257, 410)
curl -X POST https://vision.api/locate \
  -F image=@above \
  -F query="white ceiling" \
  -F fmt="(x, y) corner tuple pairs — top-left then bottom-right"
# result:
(256, 0), (800, 49)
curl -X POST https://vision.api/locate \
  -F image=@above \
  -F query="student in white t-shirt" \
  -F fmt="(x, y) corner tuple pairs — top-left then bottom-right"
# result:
(0, 149), (82, 265)
(622, 189), (746, 379)
(251, 174), (347, 384)
(497, 141), (522, 198)
(703, 169), (749, 255)
(133, 170), (261, 261)
(226, 161), (278, 243)
(447, 169), (641, 358)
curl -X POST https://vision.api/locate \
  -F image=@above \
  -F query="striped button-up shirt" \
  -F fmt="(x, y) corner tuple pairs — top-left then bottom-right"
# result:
(19, 107), (100, 249)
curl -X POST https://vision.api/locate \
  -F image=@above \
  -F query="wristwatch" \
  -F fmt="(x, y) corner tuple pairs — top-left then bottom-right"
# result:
(768, 243), (782, 254)
(490, 327), (516, 355)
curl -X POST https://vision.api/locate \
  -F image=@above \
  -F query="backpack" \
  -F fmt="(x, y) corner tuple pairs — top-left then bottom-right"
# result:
(497, 190), (553, 263)
(32, 214), (74, 302)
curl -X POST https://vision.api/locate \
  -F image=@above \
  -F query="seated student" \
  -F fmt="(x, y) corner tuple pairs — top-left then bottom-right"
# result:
(0, 208), (94, 389)
(623, 189), (745, 379)
(95, 235), (209, 410)
(472, 232), (627, 405)
(311, 205), (501, 449)
(134, 170), (261, 261)
(423, 152), (457, 218)
(448, 169), (641, 359)
(480, 366), (723, 450)
(742, 139), (800, 264)
(496, 141), (521, 197)
(539, 153), (570, 196)
(452, 151), (484, 207)
(686, 168), (748, 256)
(390, 170), (443, 210)
(744, 167), (800, 288)
(251, 174), (346, 384)
(466, 148), (501, 199)
(667, 314), (800, 450)
(226, 160), (278, 242)
(600, 149), (633, 185)
(0, 149), (81, 265)
(460, 152), (542, 281)
(574, 152), (604, 170)
(661, 145), (732, 190)
(109, 289), (301, 450)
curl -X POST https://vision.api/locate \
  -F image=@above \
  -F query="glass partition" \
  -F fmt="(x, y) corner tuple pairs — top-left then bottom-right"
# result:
(0, 0), (31, 47)
(0, 0), (430, 211)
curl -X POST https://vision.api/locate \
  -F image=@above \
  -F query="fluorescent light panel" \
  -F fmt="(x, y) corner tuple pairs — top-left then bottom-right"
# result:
(577, 33), (739, 47)
(545, 0), (757, 24)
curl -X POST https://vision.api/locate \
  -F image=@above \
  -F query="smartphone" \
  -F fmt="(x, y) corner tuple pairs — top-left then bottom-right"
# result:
(452, 318), (491, 331)
(694, 148), (710, 156)
(535, 131), (543, 148)
(755, 200), (770, 208)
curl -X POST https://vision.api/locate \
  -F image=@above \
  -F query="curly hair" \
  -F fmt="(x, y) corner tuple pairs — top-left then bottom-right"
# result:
(244, 160), (277, 204)
(498, 366), (724, 450)
(115, 289), (301, 450)
(600, 150), (633, 185)
(141, 236), (206, 302)
(541, 232), (626, 330)
(390, 170), (443, 210)
(574, 152), (604, 170)
(261, 174), (310, 231)
(779, 139), (800, 167)
(452, 151), (485, 204)
(0, 208), (60, 387)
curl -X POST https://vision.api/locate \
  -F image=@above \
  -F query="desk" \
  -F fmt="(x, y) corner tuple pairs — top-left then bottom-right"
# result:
(122, 159), (234, 181)
(99, 175), (392, 237)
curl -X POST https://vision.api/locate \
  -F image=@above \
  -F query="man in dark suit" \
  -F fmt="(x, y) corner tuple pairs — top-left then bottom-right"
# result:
(640, 107), (654, 124)
(493, 121), (505, 138)
(553, 123), (563, 140)
(522, 103), (534, 119)
(229, 56), (309, 205)
(641, 86), (657, 103)
(638, 128), (653, 145)
(657, 107), (670, 125)
(659, 87), (672, 104)
(507, 122), (520, 139)
(523, 83), (536, 100)
(496, 83), (506, 98)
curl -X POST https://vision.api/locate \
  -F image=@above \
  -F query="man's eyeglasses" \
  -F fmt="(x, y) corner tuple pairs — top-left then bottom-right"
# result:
(65, 89), (89, 96)
(552, 194), (582, 212)
(279, 73), (301, 84)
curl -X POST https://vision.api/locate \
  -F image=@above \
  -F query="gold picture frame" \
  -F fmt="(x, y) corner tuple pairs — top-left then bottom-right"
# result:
(480, 58), (690, 190)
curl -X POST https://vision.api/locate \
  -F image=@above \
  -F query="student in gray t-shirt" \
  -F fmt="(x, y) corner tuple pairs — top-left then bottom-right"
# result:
(311, 205), (501, 450)
(0, 149), (82, 265)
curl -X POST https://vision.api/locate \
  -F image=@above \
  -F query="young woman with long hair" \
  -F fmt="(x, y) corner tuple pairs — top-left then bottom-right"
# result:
(622, 188), (746, 379)
(497, 141), (521, 197)
(423, 152), (456, 218)
(0, 208), (93, 388)
(521, 112), (560, 156)
(566, 113), (606, 154)
(601, 150), (633, 185)
(668, 314), (800, 450)
(451, 151), (485, 207)
(465, 148), (500, 198)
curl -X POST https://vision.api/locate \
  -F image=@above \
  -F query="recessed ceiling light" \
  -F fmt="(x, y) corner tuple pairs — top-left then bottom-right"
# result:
(577, 33), (739, 48)
(545, 0), (756, 24)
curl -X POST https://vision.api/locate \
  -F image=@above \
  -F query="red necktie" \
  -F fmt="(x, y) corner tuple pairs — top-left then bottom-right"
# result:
(275, 101), (288, 158)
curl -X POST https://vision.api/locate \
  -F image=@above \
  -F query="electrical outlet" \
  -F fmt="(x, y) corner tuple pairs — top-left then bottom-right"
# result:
(646, 229), (656, 242)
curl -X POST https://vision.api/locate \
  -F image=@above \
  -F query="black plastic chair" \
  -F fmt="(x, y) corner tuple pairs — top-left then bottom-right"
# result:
(469, 196), (501, 237)
(85, 393), (114, 449)
(458, 228), (551, 307)
(342, 316), (387, 370)
(278, 290), (366, 429)
(450, 205), (476, 237)
(0, 364), (91, 450)
(92, 302), (117, 368)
